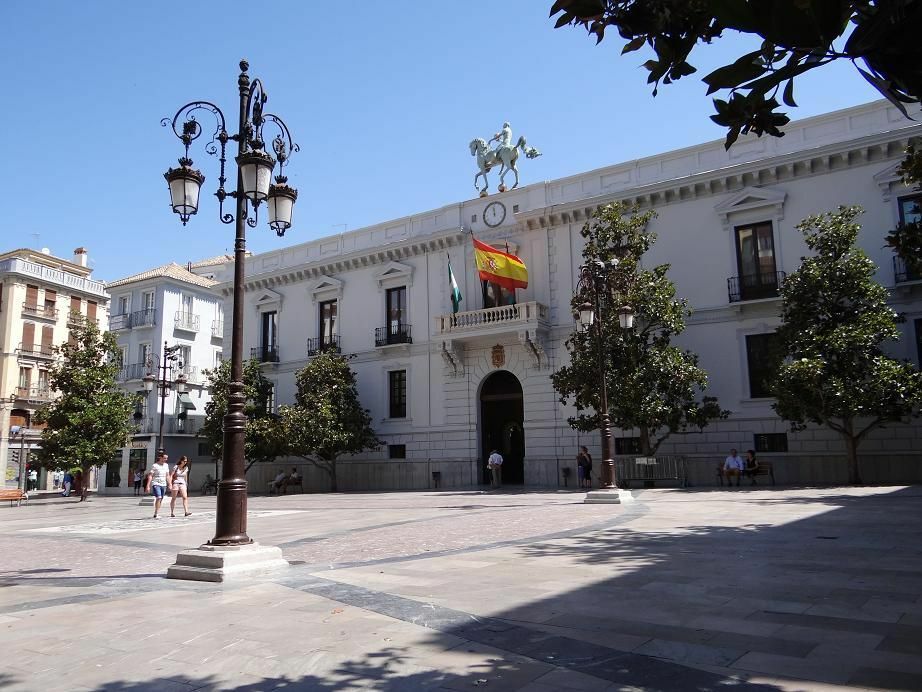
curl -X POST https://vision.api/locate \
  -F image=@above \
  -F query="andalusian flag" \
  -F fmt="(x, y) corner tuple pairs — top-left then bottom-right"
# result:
(448, 256), (462, 314)
(473, 238), (528, 290)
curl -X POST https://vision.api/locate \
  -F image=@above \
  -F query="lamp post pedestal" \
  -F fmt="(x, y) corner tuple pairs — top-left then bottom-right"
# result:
(584, 488), (636, 504)
(167, 542), (288, 583)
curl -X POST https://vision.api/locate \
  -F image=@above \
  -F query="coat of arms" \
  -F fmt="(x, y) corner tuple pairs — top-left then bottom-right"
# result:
(491, 344), (505, 368)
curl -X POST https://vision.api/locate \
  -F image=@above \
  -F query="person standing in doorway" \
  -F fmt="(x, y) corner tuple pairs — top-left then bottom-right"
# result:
(146, 452), (171, 519)
(133, 469), (143, 496)
(488, 449), (503, 489)
(169, 456), (191, 517)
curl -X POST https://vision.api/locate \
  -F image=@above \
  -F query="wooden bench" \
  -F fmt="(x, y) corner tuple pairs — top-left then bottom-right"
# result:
(0, 489), (27, 507)
(267, 478), (304, 495)
(717, 461), (775, 486)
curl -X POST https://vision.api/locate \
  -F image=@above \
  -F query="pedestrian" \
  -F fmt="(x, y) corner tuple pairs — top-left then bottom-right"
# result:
(146, 452), (171, 519)
(743, 449), (760, 484)
(53, 470), (61, 490)
(169, 456), (192, 517)
(577, 446), (593, 489)
(487, 449), (503, 489)
(61, 470), (73, 497)
(133, 469), (143, 496)
(723, 448), (744, 487)
(28, 468), (38, 492)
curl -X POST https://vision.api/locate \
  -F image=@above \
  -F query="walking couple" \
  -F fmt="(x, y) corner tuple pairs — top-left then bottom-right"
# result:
(145, 452), (192, 519)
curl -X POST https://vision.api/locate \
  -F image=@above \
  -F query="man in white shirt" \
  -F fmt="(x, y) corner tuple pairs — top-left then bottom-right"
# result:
(146, 452), (172, 519)
(723, 448), (744, 487)
(271, 470), (288, 494)
(488, 449), (503, 489)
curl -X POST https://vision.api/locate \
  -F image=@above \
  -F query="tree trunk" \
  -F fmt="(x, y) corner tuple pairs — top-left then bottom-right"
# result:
(329, 461), (338, 493)
(639, 426), (652, 456)
(844, 435), (862, 485)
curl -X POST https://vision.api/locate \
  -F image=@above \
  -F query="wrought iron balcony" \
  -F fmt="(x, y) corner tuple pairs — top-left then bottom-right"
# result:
(727, 271), (786, 303)
(893, 256), (921, 284)
(307, 335), (340, 356)
(16, 343), (54, 359)
(122, 362), (152, 381)
(167, 415), (199, 434)
(22, 302), (58, 320)
(133, 417), (156, 434)
(109, 313), (131, 331)
(436, 301), (549, 337)
(131, 308), (156, 328)
(174, 311), (200, 332)
(251, 346), (280, 363)
(375, 324), (412, 347)
(12, 386), (53, 403)
(211, 319), (224, 338)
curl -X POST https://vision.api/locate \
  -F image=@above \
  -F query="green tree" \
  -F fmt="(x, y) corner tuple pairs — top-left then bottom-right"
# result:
(773, 205), (922, 484)
(200, 358), (284, 475)
(33, 318), (135, 501)
(884, 142), (922, 277)
(550, 1), (921, 148)
(279, 352), (381, 492)
(551, 203), (728, 456)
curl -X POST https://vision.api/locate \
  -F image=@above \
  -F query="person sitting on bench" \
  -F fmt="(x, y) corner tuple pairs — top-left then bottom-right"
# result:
(271, 470), (288, 494)
(283, 468), (300, 494)
(743, 449), (760, 483)
(723, 448), (744, 487)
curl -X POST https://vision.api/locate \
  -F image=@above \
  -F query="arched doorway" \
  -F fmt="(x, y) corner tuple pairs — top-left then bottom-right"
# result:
(479, 371), (525, 485)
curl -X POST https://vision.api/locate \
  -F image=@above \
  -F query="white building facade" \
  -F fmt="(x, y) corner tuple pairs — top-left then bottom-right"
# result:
(100, 262), (225, 494)
(214, 101), (922, 491)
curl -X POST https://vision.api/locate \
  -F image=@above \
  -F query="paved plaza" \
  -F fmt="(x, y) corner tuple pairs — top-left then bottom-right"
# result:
(1, 485), (921, 691)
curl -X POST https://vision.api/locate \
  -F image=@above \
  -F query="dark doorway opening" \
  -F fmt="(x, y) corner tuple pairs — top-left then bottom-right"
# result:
(479, 370), (525, 485)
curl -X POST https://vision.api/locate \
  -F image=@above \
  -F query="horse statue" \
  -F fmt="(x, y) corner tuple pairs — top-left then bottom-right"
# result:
(469, 123), (541, 196)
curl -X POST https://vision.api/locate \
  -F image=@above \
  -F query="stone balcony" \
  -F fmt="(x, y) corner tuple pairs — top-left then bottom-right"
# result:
(436, 301), (551, 374)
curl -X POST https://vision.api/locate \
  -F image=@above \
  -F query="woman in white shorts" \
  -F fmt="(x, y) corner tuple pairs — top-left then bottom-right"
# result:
(169, 456), (192, 517)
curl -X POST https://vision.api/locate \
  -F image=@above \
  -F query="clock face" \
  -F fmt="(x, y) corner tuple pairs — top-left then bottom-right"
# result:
(483, 201), (506, 228)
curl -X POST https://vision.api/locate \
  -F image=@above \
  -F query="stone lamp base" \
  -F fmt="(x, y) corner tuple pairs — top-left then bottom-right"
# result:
(167, 543), (289, 582)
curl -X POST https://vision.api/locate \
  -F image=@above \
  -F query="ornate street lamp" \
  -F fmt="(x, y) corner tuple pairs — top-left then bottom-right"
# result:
(575, 259), (633, 496)
(142, 342), (186, 455)
(162, 60), (297, 575)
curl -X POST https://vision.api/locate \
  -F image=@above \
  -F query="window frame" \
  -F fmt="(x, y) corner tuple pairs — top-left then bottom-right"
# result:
(745, 332), (782, 399)
(387, 369), (407, 419)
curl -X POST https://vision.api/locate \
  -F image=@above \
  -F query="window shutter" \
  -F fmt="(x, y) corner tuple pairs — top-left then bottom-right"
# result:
(70, 296), (81, 317)
(25, 285), (38, 307)
(41, 326), (54, 355)
(22, 322), (35, 349)
(87, 300), (97, 321)
(45, 289), (56, 305)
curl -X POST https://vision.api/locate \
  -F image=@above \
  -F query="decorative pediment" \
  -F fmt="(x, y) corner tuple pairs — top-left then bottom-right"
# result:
(375, 261), (414, 290)
(309, 275), (343, 302)
(714, 186), (786, 229)
(254, 287), (282, 311)
(873, 162), (905, 201)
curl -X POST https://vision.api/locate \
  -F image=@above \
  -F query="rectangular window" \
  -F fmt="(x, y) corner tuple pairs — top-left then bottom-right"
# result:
(139, 343), (151, 367)
(266, 383), (276, 414)
(118, 346), (128, 368)
(41, 325), (54, 355)
(754, 433), (788, 453)
(898, 194), (922, 225)
(735, 222), (778, 300)
(25, 284), (38, 308)
(44, 289), (56, 311)
(70, 296), (81, 318)
(261, 311), (277, 352)
(745, 333), (783, 398)
(386, 287), (406, 330)
(319, 300), (338, 346)
(214, 350), (223, 368)
(21, 322), (35, 349)
(116, 295), (129, 316)
(179, 345), (192, 374)
(37, 369), (49, 392)
(18, 367), (31, 389)
(86, 300), (97, 322)
(915, 318), (922, 368)
(388, 370), (407, 418)
(482, 281), (515, 309)
(388, 444), (407, 459)
(181, 293), (194, 315)
(615, 437), (642, 455)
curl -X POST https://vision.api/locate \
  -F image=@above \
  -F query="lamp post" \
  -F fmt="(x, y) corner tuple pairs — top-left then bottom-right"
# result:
(575, 260), (634, 496)
(142, 342), (187, 456)
(161, 60), (296, 575)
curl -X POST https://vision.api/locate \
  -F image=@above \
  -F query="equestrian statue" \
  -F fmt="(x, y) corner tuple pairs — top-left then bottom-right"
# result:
(469, 122), (541, 196)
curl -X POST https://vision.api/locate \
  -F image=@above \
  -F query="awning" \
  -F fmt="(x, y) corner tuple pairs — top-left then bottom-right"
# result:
(177, 392), (197, 410)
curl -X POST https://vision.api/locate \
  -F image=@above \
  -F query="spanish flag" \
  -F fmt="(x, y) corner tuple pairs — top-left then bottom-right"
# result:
(473, 238), (528, 291)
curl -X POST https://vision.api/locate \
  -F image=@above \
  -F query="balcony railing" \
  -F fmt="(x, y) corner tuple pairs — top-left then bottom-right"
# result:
(12, 386), (53, 403)
(132, 308), (156, 328)
(211, 319), (224, 338)
(109, 313), (131, 331)
(67, 311), (98, 327)
(22, 302), (58, 320)
(168, 415), (199, 434)
(119, 362), (152, 381)
(307, 335), (340, 356)
(727, 271), (786, 303)
(133, 417), (156, 434)
(436, 301), (549, 336)
(375, 324), (412, 347)
(0, 258), (106, 298)
(175, 311), (200, 332)
(893, 256), (920, 284)
(16, 343), (54, 359)
(251, 346), (280, 363)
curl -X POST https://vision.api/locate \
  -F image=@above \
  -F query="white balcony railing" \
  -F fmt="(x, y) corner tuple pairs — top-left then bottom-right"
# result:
(0, 258), (107, 297)
(436, 301), (549, 335)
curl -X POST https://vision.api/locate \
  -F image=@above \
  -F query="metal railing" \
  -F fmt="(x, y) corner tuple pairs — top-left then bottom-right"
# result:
(893, 255), (920, 284)
(375, 324), (412, 347)
(167, 416), (199, 434)
(0, 258), (106, 298)
(174, 311), (200, 332)
(16, 343), (54, 359)
(251, 346), (280, 363)
(131, 308), (156, 328)
(727, 271), (786, 303)
(109, 313), (131, 331)
(22, 302), (58, 320)
(12, 386), (53, 402)
(307, 335), (340, 356)
(614, 456), (687, 488)
(437, 301), (549, 334)
(120, 362), (152, 381)
(211, 319), (224, 337)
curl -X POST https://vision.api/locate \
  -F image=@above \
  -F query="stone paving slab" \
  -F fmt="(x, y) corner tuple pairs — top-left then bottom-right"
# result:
(0, 486), (920, 690)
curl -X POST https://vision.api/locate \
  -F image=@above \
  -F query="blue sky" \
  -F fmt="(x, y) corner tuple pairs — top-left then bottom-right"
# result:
(3, 1), (881, 281)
